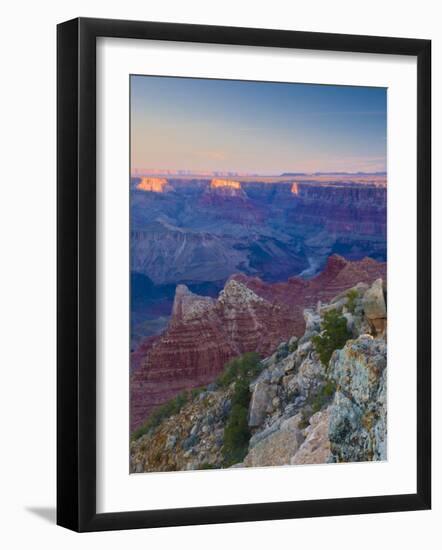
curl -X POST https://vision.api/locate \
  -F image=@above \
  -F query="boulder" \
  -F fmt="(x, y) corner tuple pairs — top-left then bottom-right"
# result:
(362, 278), (386, 335)
(291, 408), (331, 464)
(248, 418), (282, 449)
(248, 381), (277, 428)
(244, 414), (304, 467)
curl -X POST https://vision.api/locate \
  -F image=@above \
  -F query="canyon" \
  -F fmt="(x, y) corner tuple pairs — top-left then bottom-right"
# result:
(131, 176), (386, 284)
(130, 175), (387, 348)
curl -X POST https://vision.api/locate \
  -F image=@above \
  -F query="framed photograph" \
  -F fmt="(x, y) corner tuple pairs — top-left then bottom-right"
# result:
(57, 17), (431, 532)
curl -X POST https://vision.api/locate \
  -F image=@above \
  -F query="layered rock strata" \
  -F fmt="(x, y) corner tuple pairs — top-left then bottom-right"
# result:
(131, 256), (386, 430)
(131, 278), (387, 471)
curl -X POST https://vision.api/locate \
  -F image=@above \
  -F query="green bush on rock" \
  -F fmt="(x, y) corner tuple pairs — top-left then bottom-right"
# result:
(222, 404), (250, 466)
(311, 380), (336, 413)
(216, 352), (261, 388)
(131, 390), (190, 441)
(346, 289), (359, 313)
(219, 352), (261, 467)
(312, 309), (352, 367)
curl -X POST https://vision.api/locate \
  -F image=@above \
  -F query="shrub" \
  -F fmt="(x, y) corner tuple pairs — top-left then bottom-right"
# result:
(131, 390), (189, 440)
(191, 385), (206, 399)
(346, 289), (359, 313)
(222, 404), (250, 466)
(311, 380), (336, 413)
(289, 340), (298, 353)
(218, 352), (261, 466)
(199, 463), (217, 470)
(312, 309), (352, 366)
(216, 352), (261, 388)
(322, 379), (336, 398)
(232, 376), (250, 408)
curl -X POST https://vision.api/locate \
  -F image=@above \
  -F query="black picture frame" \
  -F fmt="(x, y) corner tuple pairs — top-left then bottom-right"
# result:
(57, 17), (431, 532)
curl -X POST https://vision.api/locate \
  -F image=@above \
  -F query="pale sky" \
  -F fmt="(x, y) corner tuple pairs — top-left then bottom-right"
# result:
(131, 75), (387, 175)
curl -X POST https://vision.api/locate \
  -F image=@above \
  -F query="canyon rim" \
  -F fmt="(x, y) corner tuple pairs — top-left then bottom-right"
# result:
(129, 75), (387, 472)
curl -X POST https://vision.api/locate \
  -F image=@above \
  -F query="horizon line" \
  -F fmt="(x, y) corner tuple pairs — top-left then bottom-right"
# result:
(131, 169), (387, 177)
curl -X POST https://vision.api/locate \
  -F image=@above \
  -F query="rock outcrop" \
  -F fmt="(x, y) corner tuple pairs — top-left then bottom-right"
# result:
(130, 278), (387, 472)
(291, 409), (331, 465)
(130, 280), (292, 430)
(130, 389), (232, 472)
(231, 254), (386, 335)
(328, 335), (387, 462)
(244, 414), (304, 467)
(291, 183), (387, 237)
(198, 179), (263, 223)
(131, 256), (386, 430)
(361, 278), (387, 335)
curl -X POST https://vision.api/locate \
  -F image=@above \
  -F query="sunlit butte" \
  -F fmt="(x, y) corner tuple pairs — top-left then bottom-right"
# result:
(136, 177), (169, 193)
(291, 182), (300, 195)
(210, 179), (241, 190)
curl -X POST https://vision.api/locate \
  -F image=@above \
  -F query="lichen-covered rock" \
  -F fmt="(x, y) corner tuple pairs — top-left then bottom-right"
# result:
(131, 277), (387, 473)
(130, 388), (231, 472)
(291, 409), (331, 464)
(328, 334), (387, 462)
(296, 356), (326, 395)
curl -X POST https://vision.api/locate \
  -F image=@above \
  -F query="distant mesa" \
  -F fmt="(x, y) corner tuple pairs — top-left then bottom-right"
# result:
(136, 177), (171, 193)
(197, 178), (258, 222)
(205, 178), (247, 200)
(210, 178), (242, 190)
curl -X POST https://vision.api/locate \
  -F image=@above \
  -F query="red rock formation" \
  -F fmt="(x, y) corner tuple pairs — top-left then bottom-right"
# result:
(130, 280), (291, 429)
(130, 255), (386, 430)
(130, 334), (161, 372)
(198, 179), (263, 223)
(232, 255), (386, 335)
(291, 184), (386, 237)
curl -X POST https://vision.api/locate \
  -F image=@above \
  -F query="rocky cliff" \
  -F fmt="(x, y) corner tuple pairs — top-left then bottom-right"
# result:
(198, 179), (263, 223)
(130, 278), (387, 471)
(131, 221), (248, 285)
(131, 256), (386, 430)
(231, 254), (386, 335)
(291, 183), (386, 237)
(130, 279), (293, 430)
